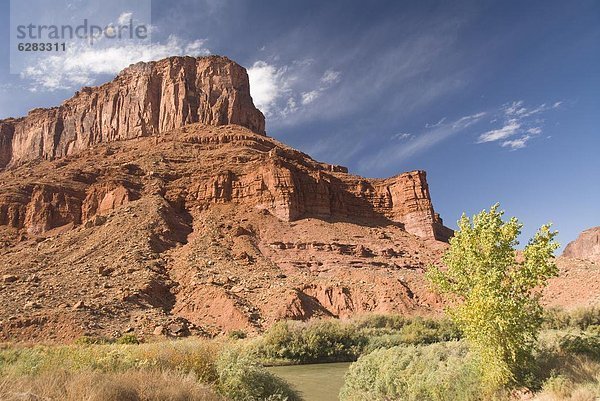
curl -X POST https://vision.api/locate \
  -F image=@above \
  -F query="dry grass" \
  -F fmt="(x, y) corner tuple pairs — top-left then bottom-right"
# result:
(532, 354), (600, 401)
(0, 369), (223, 401)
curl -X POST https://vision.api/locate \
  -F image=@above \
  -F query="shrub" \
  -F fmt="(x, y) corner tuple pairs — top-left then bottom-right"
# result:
(559, 334), (600, 360)
(353, 314), (410, 330)
(258, 320), (367, 363)
(74, 335), (112, 345)
(0, 339), (302, 401)
(543, 307), (600, 331)
(116, 334), (140, 345)
(216, 347), (301, 401)
(362, 318), (461, 353)
(228, 330), (248, 340)
(339, 341), (483, 401)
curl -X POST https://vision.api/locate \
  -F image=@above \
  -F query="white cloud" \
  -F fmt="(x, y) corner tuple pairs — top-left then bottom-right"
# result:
(425, 117), (446, 128)
(477, 119), (521, 143)
(476, 100), (562, 150)
(320, 69), (341, 85)
(117, 12), (133, 25)
(453, 112), (487, 129)
(391, 132), (414, 140)
(20, 35), (210, 91)
(501, 135), (531, 150)
(247, 60), (341, 118)
(247, 61), (291, 116)
(301, 90), (320, 105)
(504, 100), (524, 116)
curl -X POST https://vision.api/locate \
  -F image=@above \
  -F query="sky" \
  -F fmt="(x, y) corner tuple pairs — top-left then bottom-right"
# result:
(0, 0), (599, 251)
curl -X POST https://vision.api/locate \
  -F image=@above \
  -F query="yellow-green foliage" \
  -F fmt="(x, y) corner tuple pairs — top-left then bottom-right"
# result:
(427, 204), (559, 390)
(339, 341), (483, 401)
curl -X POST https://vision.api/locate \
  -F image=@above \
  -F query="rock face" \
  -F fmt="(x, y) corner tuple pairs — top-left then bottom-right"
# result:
(0, 56), (265, 169)
(563, 227), (600, 262)
(0, 125), (453, 341)
(0, 125), (450, 241)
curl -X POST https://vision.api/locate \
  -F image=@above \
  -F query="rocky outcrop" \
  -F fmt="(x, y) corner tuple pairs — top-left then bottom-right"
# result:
(563, 227), (600, 263)
(0, 56), (265, 169)
(0, 125), (451, 241)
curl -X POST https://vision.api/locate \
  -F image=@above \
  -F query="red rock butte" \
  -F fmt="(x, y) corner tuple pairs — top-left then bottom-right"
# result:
(0, 55), (480, 341)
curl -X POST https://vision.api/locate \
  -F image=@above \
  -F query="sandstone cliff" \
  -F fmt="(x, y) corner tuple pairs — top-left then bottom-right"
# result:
(0, 56), (458, 341)
(0, 56), (265, 169)
(563, 227), (600, 263)
(0, 125), (450, 241)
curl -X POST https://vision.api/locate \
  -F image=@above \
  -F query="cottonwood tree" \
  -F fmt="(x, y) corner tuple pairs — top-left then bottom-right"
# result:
(427, 204), (559, 391)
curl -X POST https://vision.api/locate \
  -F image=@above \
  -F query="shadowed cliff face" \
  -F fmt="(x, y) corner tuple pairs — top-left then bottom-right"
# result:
(0, 56), (265, 169)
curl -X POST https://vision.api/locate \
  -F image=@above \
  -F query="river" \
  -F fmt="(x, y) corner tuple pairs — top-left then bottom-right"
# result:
(268, 362), (351, 401)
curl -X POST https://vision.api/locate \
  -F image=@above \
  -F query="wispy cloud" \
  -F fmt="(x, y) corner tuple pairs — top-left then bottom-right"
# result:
(247, 61), (291, 116)
(360, 111), (486, 171)
(501, 136), (531, 150)
(476, 100), (561, 149)
(117, 12), (133, 25)
(391, 132), (414, 140)
(425, 117), (446, 128)
(477, 119), (521, 143)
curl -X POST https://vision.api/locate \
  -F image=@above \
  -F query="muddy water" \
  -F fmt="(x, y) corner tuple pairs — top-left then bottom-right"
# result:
(268, 362), (351, 401)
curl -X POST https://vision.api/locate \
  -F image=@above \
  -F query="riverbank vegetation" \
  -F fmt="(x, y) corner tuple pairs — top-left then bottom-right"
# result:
(0, 309), (598, 400)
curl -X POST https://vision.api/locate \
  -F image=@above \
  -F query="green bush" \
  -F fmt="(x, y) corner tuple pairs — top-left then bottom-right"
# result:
(559, 333), (600, 360)
(339, 341), (483, 401)
(74, 335), (112, 345)
(257, 316), (460, 363)
(361, 318), (460, 354)
(228, 330), (248, 340)
(115, 334), (140, 345)
(258, 320), (368, 363)
(216, 347), (302, 401)
(353, 314), (411, 330)
(543, 307), (600, 331)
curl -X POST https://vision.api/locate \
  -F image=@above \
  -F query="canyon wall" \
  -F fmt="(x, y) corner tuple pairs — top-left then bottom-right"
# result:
(0, 126), (451, 241)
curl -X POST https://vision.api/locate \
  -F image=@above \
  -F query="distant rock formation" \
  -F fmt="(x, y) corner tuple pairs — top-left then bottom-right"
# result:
(563, 227), (600, 262)
(0, 56), (265, 169)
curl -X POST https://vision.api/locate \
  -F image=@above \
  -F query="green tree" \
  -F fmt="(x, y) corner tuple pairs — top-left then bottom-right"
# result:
(427, 204), (559, 391)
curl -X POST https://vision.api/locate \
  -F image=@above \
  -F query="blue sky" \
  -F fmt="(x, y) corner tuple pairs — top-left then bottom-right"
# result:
(0, 0), (599, 250)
